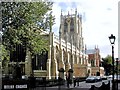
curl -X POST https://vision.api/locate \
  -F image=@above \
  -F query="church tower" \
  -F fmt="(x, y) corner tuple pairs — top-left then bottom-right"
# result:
(59, 9), (84, 52)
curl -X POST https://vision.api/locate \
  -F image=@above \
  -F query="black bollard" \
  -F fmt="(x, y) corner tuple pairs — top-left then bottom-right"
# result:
(43, 77), (46, 90)
(13, 63), (22, 79)
(29, 74), (36, 90)
(16, 66), (22, 79)
(108, 81), (110, 90)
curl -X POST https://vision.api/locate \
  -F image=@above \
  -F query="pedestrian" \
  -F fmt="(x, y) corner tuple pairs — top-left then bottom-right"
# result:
(66, 77), (69, 88)
(77, 78), (79, 86)
(73, 78), (76, 87)
(66, 75), (70, 88)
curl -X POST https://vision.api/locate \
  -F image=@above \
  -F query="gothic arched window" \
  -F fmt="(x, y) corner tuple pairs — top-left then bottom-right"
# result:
(32, 50), (48, 70)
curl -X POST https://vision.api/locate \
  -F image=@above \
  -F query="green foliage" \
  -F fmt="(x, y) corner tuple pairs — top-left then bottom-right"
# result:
(102, 55), (112, 75)
(2, 2), (54, 55)
(0, 45), (10, 68)
(0, 45), (9, 61)
(103, 55), (112, 64)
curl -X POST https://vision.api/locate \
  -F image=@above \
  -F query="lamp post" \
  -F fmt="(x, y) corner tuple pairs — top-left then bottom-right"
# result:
(109, 34), (116, 90)
(116, 58), (118, 90)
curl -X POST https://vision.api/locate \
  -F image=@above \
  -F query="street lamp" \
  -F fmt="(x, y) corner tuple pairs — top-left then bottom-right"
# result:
(109, 34), (116, 90)
(116, 58), (119, 90)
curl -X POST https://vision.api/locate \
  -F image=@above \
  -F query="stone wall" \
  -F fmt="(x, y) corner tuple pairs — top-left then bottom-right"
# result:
(91, 67), (105, 76)
(91, 67), (100, 76)
(73, 64), (87, 77)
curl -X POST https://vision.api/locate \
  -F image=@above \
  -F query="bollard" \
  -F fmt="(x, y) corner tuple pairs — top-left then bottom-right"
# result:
(29, 74), (36, 90)
(43, 77), (46, 90)
(108, 81), (110, 90)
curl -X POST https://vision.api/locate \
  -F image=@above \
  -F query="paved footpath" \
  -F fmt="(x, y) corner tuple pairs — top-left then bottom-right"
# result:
(35, 86), (89, 90)
(35, 84), (89, 90)
(32, 80), (120, 90)
(35, 86), (120, 90)
(35, 82), (120, 90)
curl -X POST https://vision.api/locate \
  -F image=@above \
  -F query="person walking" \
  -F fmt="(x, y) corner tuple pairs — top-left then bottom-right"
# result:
(73, 78), (76, 87)
(66, 73), (70, 88)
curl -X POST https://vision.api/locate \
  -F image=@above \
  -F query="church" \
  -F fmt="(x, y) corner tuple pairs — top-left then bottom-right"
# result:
(7, 10), (104, 79)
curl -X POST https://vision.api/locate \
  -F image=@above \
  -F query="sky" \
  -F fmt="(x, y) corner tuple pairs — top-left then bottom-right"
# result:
(51, 0), (119, 58)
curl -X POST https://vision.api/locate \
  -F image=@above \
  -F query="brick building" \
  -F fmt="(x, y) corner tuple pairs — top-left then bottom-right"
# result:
(86, 46), (104, 76)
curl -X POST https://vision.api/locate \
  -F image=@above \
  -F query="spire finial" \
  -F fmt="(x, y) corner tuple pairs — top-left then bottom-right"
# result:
(61, 9), (62, 16)
(85, 44), (87, 54)
(78, 13), (79, 18)
(68, 11), (69, 16)
(85, 44), (87, 50)
(75, 8), (77, 14)
(95, 45), (96, 49)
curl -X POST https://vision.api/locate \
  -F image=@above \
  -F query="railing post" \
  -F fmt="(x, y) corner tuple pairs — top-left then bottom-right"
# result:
(108, 81), (110, 90)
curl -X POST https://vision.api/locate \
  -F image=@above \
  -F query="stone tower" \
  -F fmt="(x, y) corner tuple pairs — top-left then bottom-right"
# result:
(59, 9), (84, 52)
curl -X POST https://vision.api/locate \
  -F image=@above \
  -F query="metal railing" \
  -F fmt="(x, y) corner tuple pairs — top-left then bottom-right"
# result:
(89, 81), (110, 90)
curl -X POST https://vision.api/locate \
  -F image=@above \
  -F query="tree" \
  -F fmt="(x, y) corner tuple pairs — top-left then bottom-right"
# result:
(0, 45), (10, 69)
(2, 2), (55, 60)
(102, 55), (112, 75)
(1, 2), (55, 72)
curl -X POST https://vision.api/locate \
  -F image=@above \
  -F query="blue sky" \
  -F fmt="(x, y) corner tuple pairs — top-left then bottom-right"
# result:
(52, 0), (119, 58)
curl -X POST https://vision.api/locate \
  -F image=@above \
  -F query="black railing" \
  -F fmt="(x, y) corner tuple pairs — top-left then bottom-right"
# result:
(89, 81), (110, 90)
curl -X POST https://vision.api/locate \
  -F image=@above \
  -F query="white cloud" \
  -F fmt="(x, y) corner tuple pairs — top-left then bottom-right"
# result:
(52, 0), (119, 58)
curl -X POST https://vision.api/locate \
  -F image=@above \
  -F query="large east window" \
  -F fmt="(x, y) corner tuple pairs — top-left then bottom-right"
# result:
(32, 50), (48, 70)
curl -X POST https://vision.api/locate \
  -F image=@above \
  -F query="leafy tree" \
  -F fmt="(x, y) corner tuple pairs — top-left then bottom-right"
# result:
(1, 2), (55, 71)
(103, 55), (112, 64)
(0, 45), (10, 68)
(2, 2), (55, 58)
(102, 55), (112, 75)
